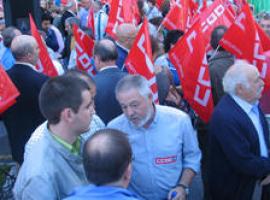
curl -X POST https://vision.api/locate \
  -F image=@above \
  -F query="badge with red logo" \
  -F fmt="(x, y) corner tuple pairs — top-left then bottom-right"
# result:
(155, 155), (177, 165)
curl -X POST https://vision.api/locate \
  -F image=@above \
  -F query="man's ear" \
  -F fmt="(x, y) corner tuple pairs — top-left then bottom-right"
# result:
(60, 108), (74, 123)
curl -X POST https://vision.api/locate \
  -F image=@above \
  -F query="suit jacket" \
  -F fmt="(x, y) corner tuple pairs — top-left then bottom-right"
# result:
(208, 94), (270, 200)
(94, 67), (126, 124)
(2, 64), (48, 164)
(208, 51), (234, 105)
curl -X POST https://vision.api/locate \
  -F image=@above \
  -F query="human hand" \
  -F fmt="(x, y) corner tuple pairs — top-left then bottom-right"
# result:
(167, 186), (187, 200)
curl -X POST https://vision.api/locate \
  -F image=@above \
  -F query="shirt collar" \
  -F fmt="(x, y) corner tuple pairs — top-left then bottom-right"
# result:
(116, 42), (129, 52)
(99, 65), (118, 72)
(231, 94), (258, 115)
(15, 62), (37, 71)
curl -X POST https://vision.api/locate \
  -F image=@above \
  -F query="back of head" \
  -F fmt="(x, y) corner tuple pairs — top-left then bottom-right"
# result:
(65, 69), (96, 88)
(65, 16), (81, 27)
(164, 29), (184, 53)
(2, 27), (21, 48)
(210, 25), (227, 50)
(115, 75), (152, 99)
(116, 23), (137, 45)
(93, 39), (118, 62)
(222, 60), (258, 95)
(83, 128), (132, 185)
(39, 75), (90, 125)
(11, 35), (37, 61)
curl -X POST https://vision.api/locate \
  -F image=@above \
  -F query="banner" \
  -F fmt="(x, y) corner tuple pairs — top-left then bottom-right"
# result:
(73, 24), (96, 76)
(169, 21), (214, 122)
(125, 18), (159, 104)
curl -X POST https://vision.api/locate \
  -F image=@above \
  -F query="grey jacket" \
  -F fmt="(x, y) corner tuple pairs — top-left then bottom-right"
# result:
(13, 123), (88, 200)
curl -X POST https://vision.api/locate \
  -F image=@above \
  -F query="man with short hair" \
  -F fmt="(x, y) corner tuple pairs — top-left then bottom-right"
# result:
(13, 75), (94, 199)
(65, 128), (139, 200)
(93, 39), (127, 124)
(108, 75), (201, 200)
(0, 26), (21, 70)
(1, 35), (47, 164)
(208, 61), (270, 200)
(115, 23), (137, 70)
(259, 13), (270, 36)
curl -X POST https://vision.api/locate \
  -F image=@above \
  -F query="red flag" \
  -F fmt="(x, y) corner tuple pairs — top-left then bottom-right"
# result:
(105, 0), (138, 38)
(29, 14), (58, 77)
(168, 21), (214, 122)
(256, 22), (270, 52)
(73, 24), (96, 76)
(0, 66), (20, 113)
(219, 4), (270, 91)
(156, 0), (165, 9)
(124, 18), (159, 104)
(161, 3), (189, 31)
(198, 0), (235, 50)
(87, 7), (95, 39)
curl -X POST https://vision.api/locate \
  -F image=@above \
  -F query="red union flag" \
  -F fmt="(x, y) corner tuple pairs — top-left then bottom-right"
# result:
(219, 4), (270, 91)
(198, 0), (234, 49)
(87, 7), (95, 39)
(168, 21), (214, 122)
(105, 0), (138, 39)
(161, 3), (189, 31)
(73, 24), (96, 76)
(29, 14), (58, 77)
(0, 66), (20, 113)
(124, 19), (159, 104)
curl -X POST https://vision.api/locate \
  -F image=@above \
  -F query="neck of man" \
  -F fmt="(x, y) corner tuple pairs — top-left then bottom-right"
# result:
(49, 122), (77, 144)
(97, 61), (116, 71)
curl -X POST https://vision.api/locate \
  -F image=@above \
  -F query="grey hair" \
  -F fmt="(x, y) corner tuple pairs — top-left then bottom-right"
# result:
(11, 35), (37, 61)
(65, 17), (81, 27)
(115, 75), (152, 99)
(222, 60), (258, 95)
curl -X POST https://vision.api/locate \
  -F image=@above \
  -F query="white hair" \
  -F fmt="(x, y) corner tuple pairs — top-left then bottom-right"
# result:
(115, 75), (153, 100)
(222, 60), (258, 95)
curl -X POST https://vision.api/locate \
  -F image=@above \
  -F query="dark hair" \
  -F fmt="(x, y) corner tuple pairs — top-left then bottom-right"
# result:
(41, 12), (53, 24)
(210, 25), (227, 50)
(83, 128), (132, 185)
(93, 39), (118, 62)
(39, 75), (90, 124)
(163, 29), (184, 53)
(147, 0), (156, 5)
(2, 27), (20, 48)
(65, 69), (96, 87)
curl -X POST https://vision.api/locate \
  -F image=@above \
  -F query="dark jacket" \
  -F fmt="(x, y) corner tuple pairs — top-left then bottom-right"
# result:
(208, 51), (234, 106)
(94, 67), (126, 124)
(2, 64), (48, 164)
(208, 95), (270, 200)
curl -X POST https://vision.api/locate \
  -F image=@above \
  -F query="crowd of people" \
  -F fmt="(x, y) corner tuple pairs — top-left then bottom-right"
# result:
(0, 0), (270, 199)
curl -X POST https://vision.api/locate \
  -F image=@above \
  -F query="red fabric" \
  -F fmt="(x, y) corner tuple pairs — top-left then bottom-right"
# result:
(124, 18), (159, 104)
(161, 3), (189, 31)
(73, 24), (96, 76)
(87, 7), (95, 39)
(219, 4), (270, 91)
(0, 65), (20, 114)
(29, 14), (58, 77)
(256, 23), (270, 52)
(168, 21), (214, 122)
(198, 0), (235, 50)
(156, 0), (165, 9)
(105, 0), (138, 39)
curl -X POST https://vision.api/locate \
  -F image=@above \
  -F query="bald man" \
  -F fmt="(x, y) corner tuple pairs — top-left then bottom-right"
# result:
(65, 128), (139, 200)
(2, 35), (48, 164)
(93, 39), (127, 124)
(115, 23), (137, 70)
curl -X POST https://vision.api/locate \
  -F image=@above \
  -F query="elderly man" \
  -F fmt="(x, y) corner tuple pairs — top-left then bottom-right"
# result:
(1, 35), (48, 164)
(65, 128), (139, 200)
(13, 75), (94, 199)
(208, 61), (270, 200)
(115, 23), (137, 70)
(93, 39), (126, 124)
(0, 26), (21, 70)
(108, 75), (201, 200)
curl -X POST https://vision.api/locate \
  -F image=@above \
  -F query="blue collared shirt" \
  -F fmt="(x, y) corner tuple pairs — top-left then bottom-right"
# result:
(1, 48), (15, 70)
(108, 105), (201, 200)
(232, 95), (268, 157)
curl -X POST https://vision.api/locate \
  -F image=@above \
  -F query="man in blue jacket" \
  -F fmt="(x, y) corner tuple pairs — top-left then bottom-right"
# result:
(208, 60), (270, 200)
(65, 128), (139, 200)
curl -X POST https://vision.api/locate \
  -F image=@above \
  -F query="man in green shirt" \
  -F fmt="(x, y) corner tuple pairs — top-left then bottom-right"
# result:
(14, 75), (95, 200)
